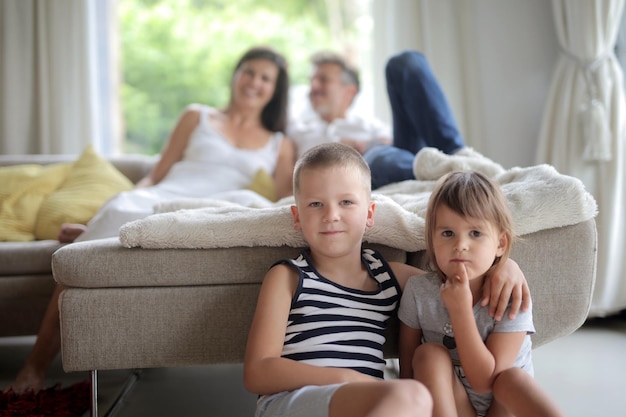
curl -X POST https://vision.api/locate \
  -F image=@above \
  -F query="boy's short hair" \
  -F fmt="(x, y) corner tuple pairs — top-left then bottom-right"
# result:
(310, 51), (360, 93)
(425, 171), (515, 276)
(293, 142), (371, 196)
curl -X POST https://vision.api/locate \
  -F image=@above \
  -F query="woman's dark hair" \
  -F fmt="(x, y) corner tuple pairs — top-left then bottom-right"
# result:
(231, 46), (289, 133)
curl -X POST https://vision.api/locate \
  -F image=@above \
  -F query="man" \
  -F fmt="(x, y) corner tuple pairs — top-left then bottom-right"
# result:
(287, 50), (465, 189)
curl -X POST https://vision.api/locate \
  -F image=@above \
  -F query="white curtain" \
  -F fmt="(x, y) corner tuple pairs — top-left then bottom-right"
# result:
(0, 0), (119, 155)
(537, 0), (626, 317)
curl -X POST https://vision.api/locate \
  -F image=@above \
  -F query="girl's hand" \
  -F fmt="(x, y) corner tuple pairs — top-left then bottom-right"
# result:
(440, 262), (473, 314)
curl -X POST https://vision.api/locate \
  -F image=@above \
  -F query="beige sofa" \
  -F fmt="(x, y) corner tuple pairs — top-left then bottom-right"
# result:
(1, 154), (597, 415)
(54, 219), (596, 416)
(55, 219), (597, 367)
(0, 154), (155, 338)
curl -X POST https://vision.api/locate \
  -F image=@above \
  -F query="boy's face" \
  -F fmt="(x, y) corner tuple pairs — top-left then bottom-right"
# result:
(292, 165), (374, 258)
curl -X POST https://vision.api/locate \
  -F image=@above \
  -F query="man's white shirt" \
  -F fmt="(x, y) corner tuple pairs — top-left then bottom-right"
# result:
(287, 114), (391, 158)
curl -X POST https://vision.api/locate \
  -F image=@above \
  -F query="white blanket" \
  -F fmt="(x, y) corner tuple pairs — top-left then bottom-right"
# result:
(119, 148), (598, 252)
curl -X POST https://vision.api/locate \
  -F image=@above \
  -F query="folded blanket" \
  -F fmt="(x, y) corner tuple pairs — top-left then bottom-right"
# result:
(119, 148), (597, 252)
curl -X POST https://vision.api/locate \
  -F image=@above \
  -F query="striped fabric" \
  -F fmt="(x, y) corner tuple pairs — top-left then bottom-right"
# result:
(277, 248), (401, 379)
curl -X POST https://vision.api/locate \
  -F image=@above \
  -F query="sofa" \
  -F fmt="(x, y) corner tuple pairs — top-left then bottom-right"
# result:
(1, 152), (598, 416)
(0, 153), (156, 338)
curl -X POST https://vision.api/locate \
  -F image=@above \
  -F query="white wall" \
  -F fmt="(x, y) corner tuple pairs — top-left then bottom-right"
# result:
(371, 0), (560, 169)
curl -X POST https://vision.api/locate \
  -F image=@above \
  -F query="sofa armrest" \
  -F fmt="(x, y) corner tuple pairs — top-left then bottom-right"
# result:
(511, 218), (597, 348)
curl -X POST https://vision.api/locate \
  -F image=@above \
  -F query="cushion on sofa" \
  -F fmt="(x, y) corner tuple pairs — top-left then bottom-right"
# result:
(34, 146), (133, 240)
(0, 146), (133, 241)
(0, 163), (72, 241)
(247, 168), (277, 202)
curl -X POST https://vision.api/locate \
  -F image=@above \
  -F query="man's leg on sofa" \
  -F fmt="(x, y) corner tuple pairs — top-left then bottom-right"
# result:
(10, 284), (63, 393)
(385, 50), (464, 155)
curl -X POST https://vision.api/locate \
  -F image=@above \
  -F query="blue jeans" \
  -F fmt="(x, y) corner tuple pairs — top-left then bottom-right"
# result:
(364, 50), (464, 189)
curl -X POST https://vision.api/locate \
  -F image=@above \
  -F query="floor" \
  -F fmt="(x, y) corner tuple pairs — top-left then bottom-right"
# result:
(1, 311), (625, 417)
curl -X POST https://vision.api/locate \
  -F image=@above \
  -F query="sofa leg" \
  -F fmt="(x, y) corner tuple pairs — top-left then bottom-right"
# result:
(105, 369), (142, 417)
(90, 369), (99, 417)
(88, 368), (144, 417)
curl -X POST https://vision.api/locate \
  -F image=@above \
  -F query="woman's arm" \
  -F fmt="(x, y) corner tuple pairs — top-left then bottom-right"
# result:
(135, 107), (200, 188)
(273, 136), (296, 199)
(243, 264), (373, 396)
(481, 258), (531, 321)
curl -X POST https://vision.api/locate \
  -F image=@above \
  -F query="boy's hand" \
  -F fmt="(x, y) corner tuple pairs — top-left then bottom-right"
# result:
(481, 259), (531, 321)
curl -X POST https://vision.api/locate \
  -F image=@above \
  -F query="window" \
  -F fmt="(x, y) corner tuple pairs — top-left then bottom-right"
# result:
(118, 0), (374, 155)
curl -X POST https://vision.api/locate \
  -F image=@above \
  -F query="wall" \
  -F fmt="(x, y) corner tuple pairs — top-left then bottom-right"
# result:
(371, 0), (560, 169)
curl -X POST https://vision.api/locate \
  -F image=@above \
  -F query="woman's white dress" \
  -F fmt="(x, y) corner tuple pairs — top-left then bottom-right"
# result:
(76, 105), (283, 241)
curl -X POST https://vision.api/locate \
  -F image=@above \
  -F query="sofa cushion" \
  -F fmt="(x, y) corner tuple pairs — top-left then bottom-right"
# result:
(247, 168), (277, 202)
(34, 146), (134, 240)
(0, 146), (134, 242)
(0, 240), (65, 275)
(0, 163), (72, 241)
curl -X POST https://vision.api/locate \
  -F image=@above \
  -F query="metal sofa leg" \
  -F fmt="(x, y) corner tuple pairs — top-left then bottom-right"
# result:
(90, 368), (142, 417)
(90, 369), (99, 417)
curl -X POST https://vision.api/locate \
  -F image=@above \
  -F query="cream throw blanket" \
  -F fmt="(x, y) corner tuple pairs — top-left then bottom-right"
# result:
(119, 148), (598, 252)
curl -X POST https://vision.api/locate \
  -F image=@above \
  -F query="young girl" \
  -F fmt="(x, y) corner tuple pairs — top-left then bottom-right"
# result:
(398, 170), (565, 417)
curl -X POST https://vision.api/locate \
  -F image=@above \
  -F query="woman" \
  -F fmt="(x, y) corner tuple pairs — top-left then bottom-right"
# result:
(10, 45), (295, 393)
(59, 45), (294, 243)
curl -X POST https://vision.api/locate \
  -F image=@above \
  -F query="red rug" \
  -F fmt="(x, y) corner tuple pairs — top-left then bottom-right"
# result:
(0, 380), (89, 417)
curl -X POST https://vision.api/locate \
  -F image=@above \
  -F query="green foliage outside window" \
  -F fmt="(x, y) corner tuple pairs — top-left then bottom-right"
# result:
(120, 0), (370, 155)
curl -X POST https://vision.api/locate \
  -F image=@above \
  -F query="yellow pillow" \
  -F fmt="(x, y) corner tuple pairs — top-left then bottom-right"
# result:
(34, 146), (134, 240)
(0, 163), (72, 241)
(247, 168), (277, 202)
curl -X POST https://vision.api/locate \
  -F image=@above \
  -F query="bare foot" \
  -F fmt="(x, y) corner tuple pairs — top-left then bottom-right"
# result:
(8, 364), (45, 394)
(57, 223), (87, 243)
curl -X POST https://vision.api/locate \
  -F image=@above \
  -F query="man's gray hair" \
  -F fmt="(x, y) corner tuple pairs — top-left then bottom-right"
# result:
(310, 51), (360, 93)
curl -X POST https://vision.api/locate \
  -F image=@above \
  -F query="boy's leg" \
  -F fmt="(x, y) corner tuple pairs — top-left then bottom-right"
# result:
(329, 379), (432, 417)
(412, 343), (474, 417)
(490, 367), (566, 417)
(385, 50), (464, 155)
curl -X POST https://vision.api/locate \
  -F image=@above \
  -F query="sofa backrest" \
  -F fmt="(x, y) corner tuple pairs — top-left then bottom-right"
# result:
(0, 153), (157, 184)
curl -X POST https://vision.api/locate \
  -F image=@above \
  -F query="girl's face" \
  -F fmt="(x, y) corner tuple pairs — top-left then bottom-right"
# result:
(432, 204), (507, 281)
(291, 166), (374, 260)
(232, 58), (279, 110)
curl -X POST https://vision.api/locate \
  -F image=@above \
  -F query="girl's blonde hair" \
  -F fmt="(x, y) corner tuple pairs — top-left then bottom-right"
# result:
(425, 171), (515, 279)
